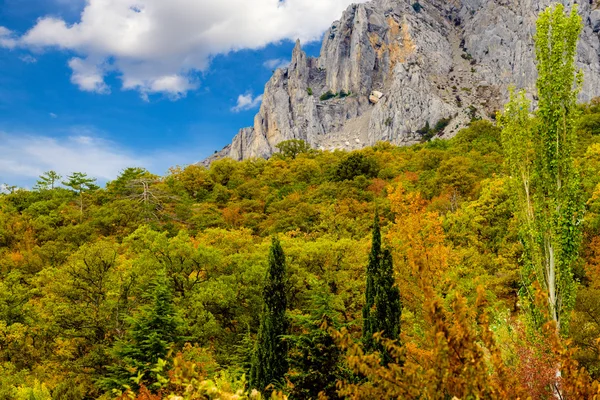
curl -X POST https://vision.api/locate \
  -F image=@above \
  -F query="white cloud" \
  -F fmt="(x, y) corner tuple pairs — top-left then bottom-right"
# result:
(0, 0), (365, 98)
(263, 58), (290, 70)
(49, 113), (58, 118)
(0, 27), (17, 49)
(0, 131), (143, 182)
(0, 129), (211, 187)
(19, 55), (37, 64)
(232, 93), (263, 112)
(68, 57), (110, 94)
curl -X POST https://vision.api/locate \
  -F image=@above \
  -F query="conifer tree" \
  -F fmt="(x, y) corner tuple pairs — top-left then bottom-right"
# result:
(250, 237), (289, 393)
(285, 285), (349, 400)
(102, 271), (181, 392)
(62, 172), (99, 221)
(35, 170), (61, 190)
(374, 249), (401, 363)
(362, 211), (402, 360)
(362, 210), (381, 352)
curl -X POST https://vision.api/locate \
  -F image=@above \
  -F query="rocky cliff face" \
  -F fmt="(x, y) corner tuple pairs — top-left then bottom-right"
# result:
(203, 0), (600, 164)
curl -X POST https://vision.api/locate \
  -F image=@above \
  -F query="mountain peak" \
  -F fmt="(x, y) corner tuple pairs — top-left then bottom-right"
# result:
(203, 0), (600, 164)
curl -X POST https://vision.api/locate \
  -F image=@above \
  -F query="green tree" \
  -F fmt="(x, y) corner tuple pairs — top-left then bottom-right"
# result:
(285, 285), (349, 400)
(499, 4), (583, 330)
(374, 249), (401, 364)
(362, 210), (382, 352)
(102, 271), (181, 392)
(250, 237), (289, 393)
(35, 171), (62, 190)
(275, 139), (312, 159)
(331, 153), (379, 182)
(362, 211), (401, 362)
(62, 172), (99, 221)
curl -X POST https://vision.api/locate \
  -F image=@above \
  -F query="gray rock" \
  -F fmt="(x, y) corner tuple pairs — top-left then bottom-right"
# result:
(202, 0), (600, 165)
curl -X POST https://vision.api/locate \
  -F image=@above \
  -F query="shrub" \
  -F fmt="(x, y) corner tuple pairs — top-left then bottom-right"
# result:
(331, 153), (380, 181)
(319, 90), (337, 101)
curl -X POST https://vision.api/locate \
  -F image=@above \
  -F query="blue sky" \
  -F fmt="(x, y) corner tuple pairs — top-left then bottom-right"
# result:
(0, 0), (360, 187)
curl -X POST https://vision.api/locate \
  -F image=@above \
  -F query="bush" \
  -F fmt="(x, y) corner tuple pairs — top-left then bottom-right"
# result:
(307, 87), (313, 96)
(412, 2), (422, 12)
(275, 139), (313, 159)
(331, 153), (380, 181)
(319, 91), (337, 101)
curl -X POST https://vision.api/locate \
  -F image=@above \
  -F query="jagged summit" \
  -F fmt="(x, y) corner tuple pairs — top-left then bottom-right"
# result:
(202, 0), (600, 165)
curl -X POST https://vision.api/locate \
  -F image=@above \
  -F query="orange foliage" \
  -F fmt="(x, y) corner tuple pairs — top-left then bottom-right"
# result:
(9, 251), (24, 265)
(337, 286), (530, 399)
(585, 236), (600, 288)
(387, 183), (450, 309)
(366, 178), (387, 195)
(221, 206), (243, 228)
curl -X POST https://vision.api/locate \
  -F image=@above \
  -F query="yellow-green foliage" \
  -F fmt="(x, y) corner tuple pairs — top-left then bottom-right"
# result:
(2, 101), (600, 397)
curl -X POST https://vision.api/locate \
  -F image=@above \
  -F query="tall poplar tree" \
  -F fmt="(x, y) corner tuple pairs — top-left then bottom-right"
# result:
(499, 4), (583, 330)
(250, 237), (289, 393)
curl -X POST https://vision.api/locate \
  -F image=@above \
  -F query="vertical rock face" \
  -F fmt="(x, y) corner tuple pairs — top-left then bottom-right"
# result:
(202, 0), (600, 164)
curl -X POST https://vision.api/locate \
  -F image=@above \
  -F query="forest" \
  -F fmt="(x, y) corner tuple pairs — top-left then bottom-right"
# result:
(2, 4), (600, 399)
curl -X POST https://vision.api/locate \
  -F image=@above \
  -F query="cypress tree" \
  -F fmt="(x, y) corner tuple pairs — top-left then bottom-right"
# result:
(363, 211), (402, 361)
(250, 237), (289, 393)
(375, 249), (402, 364)
(362, 210), (381, 352)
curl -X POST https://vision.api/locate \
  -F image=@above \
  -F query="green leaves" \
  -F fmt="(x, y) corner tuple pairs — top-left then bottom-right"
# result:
(501, 4), (584, 329)
(362, 211), (401, 363)
(250, 237), (289, 393)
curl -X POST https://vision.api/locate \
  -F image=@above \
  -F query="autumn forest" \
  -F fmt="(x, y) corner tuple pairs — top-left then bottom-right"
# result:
(2, 4), (600, 400)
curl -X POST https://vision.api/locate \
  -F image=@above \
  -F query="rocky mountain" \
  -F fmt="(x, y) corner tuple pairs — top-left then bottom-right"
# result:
(203, 0), (600, 164)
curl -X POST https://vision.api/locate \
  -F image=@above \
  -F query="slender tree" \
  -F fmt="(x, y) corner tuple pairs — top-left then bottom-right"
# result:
(374, 249), (401, 364)
(35, 170), (62, 190)
(499, 4), (583, 330)
(250, 237), (289, 393)
(62, 172), (99, 221)
(362, 210), (381, 352)
(363, 211), (401, 361)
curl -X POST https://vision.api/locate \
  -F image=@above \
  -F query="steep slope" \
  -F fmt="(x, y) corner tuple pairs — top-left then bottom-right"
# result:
(203, 0), (600, 163)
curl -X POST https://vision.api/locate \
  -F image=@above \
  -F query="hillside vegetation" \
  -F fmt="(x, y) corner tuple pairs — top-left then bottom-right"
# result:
(3, 4), (600, 400)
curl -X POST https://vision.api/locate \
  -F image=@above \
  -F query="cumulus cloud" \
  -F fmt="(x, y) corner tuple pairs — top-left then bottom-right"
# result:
(232, 93), (263, 112)
(68, 57), (110, 93)
(0, 0), (365, 98)
(263, 58), (290, 70)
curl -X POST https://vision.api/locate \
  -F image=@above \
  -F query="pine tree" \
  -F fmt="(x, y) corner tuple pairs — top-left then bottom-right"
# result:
(101, 271), (181, 392)
(363, 211), (402, 362)
(62, 172), (99, 221)
(250, 237), (289, 393)
(35, 170), (61, 190)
